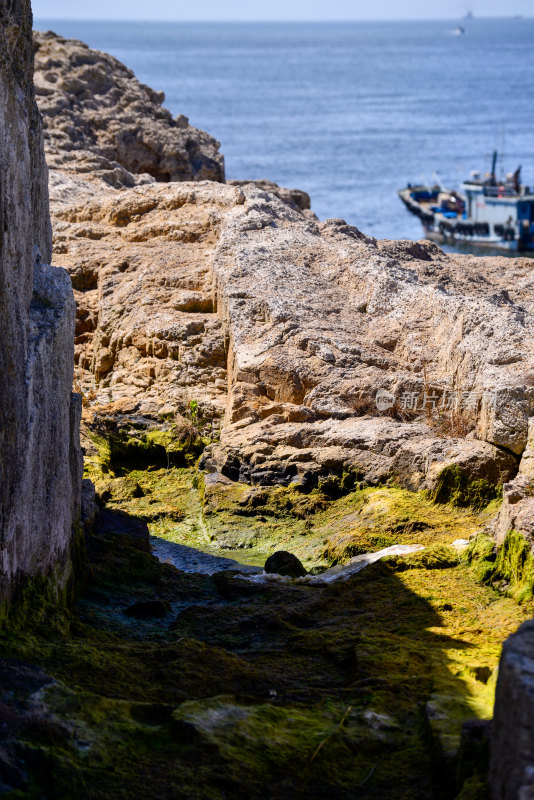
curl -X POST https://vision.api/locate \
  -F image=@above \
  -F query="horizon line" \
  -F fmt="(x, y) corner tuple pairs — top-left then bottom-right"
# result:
(34, 15), (531, 24)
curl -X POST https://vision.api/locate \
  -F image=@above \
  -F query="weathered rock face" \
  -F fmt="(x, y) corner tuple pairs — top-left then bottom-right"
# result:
(53, 182), (240, 418)
(228, 179), (316, 219)
(0, 0), (81, 604)
(32, 30), (530, 497)
(48, 175), (532, 492)
(33, 31), (225, 188)
(490, 620), (534, 800)
(491, 418), (534, 545)
(494, 476), (534, 546)
(31, 27), (534, 501)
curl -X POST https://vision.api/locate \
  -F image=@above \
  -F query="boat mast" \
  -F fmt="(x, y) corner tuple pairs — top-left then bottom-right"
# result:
(490, 150), (498, 185)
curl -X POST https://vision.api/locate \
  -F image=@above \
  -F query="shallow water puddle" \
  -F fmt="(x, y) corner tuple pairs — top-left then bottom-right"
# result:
(150, 536), (262, 575)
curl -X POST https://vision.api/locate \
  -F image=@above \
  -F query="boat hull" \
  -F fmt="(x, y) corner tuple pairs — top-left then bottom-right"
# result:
(399, 187), (534, 253)
(421, 227), (533, 252)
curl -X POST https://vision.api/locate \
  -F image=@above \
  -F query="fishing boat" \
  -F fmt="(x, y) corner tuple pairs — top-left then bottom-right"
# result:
(398, 153), (534, 252)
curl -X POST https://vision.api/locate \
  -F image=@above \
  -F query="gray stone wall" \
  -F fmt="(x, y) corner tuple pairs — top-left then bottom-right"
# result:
(490, 621), (534, 800)
(0, 0), (81, 603)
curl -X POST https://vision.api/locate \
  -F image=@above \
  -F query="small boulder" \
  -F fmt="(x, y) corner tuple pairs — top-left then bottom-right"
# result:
(264, 551), (307, 578)
(124, 599), (171, 619)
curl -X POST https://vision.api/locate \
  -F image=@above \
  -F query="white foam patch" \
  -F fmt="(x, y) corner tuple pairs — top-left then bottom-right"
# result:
(238, 544), (425, 586)
(451, 539), (470, 551)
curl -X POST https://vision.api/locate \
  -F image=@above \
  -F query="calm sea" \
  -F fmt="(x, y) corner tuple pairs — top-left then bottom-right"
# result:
(35, 18), (534, 244)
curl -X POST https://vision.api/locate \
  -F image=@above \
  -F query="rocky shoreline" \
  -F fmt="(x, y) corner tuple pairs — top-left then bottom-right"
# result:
(36, 32), (534, 503)
(0, 10), (533, 799)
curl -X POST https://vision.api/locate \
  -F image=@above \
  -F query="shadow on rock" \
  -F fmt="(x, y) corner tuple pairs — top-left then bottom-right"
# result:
(0, 507), (495, 800)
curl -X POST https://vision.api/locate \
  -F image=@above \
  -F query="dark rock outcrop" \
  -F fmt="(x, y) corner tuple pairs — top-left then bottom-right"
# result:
(265, 551), (307, 577)
(0, 0), (81, 604)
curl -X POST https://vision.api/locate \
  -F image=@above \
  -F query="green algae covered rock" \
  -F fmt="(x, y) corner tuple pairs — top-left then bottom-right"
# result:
(466, 533), (497, 584)
(0, 501), (530, 799)
(493, 529), (534, 602)
(385, 544), (460, 572)
(430, 465), (502, 511)
(467, 529), (534, 603)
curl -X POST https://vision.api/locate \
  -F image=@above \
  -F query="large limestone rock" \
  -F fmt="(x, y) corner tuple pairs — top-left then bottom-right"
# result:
(48, 178), (529, 491)
(0, 0), (81, 603)
(31, 28), (534, 497)
(490, 620), (534, 800)
(33, 31), (225, 188)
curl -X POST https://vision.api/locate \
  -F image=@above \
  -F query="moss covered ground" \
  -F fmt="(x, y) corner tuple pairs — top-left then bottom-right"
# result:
(86, 429), (501, 574)
(0, 424), (530, 799)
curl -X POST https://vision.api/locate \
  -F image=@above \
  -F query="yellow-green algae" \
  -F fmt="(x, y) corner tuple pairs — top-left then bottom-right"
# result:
(467, 529), (534, 604)
(1, 521), (527, 798)
(87, 440), (501, 575)
(84, 426), (207, 479)
(430, 465), (503, 511)
(0, 425), (530, 798)
(493, 529), (534, 602)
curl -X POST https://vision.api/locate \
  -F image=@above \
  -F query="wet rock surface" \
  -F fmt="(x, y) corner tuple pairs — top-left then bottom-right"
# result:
(124, 598), (172, 619)
(150, 537), (261, 575)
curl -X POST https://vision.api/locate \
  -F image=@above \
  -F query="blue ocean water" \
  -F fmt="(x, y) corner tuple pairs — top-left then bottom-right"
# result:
(35, 18), (534, 242)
